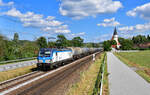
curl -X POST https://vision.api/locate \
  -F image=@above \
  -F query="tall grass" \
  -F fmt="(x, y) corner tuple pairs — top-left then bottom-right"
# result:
(93, 53), (106, 95)
(67, 53), (104, 95)
(102, 55), (109, 95)
(0, 65), (36, 82)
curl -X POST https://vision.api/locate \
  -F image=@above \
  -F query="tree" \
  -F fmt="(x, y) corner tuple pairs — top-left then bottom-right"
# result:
(132, 35), (147, 44)
(13, 33), (19, 44)
(84, 43), (93, 48)
(0, 35), (6, 61)
(147, 35), (150, 41)
(56, 34), (68, 48)
(72, 37), (84, 47)
(103, 40), (111, 51)
(4, 40), (16, 60)
(36, 37), (47, 48)
(20, 42), (39, 58)
(111, 40), (117, 45)
(120, 39), (133, 50)
(118, 37), (125, 45)
(48, 42), (56, 48)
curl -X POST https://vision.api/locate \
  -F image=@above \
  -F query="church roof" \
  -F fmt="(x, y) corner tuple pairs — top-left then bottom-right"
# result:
(113, 27), (117, 35)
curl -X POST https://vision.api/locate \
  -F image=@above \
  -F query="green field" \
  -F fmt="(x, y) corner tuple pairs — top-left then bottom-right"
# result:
(115, 51), (150, 82)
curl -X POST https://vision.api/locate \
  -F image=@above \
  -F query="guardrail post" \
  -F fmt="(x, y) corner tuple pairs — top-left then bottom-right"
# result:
(93, 54), (96, 61)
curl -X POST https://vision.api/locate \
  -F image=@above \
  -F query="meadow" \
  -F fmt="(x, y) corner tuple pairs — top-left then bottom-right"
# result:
(115, 51), (150, 68)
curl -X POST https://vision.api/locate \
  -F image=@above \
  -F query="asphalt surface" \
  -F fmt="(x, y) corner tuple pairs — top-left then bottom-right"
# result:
(107, 52), (150, 95)
(0, 60), (37, 72)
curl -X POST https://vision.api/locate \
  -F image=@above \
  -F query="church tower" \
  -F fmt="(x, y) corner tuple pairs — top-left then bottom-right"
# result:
(111, 27), (121, 49)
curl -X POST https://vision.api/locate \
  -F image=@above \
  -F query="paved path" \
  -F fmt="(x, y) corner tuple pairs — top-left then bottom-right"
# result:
(0, 60), (37, 72)
(107, 52), (150, 95)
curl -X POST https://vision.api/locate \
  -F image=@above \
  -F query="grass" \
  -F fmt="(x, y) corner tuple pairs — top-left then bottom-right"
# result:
(102, 55), (109, 95)
(67, 53), (104, 95)
(136, 70), (150, 82)
(0, 65), (36, 82)
(115, 51), (150, 68)
(114, 51), (150, 83)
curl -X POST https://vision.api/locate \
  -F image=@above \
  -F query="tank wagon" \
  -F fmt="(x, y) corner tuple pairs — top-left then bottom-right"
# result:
(37, 47), (101, 70)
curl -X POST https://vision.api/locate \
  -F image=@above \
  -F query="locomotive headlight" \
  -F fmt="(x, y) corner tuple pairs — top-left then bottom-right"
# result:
(45, 60), (50, 63)
(38, 60), (43, 63)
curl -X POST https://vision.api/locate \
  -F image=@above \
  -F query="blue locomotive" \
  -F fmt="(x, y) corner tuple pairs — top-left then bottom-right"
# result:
(37, 47), (100, 70)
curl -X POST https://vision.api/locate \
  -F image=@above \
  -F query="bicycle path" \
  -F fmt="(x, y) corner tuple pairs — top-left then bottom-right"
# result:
(107, 52), (150, 95)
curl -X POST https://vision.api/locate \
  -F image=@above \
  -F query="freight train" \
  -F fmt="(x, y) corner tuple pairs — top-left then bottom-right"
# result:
(37, 47), (100, 70)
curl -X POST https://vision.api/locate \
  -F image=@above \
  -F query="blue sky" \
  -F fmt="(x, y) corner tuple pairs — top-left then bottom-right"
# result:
(0, 0), (150, 42)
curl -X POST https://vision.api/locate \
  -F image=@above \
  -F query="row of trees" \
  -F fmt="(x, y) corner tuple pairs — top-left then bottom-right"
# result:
(37, 34), (100, 48)
(132, 35), (150, 44)
(0, 33), (100, 61)
(0, 33), (39, 61)
(103, 35), (150, 51)
(36, 34), (84, 48)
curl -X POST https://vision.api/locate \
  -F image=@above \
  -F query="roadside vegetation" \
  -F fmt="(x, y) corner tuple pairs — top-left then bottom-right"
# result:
(0, 65), (36, 82)
(67, 53), (104, 95)
(67, 53), (109, 95)
(114, 51), (150, 83)
(102, 55), (109, 95)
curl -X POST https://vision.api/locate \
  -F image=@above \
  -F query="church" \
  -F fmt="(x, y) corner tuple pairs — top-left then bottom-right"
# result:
(111, 27), (121, 49)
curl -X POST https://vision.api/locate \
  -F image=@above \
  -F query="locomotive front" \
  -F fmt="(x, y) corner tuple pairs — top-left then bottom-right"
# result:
(37, 48), (52, 69)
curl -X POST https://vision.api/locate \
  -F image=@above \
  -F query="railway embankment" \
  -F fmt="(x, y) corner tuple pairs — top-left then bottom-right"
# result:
(0, 52), (101, 95)
(67, 53), (109, 95)
(0, 65), (36, 82)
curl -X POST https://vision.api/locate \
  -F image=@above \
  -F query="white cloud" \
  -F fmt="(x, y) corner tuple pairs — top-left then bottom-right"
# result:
(66, 32), (85, 39)
(3, 8), (71, 34)
(118, 23), (150, 32)
(127, 2), (150, 20)
(95, 33), (112, 42)
(0, 0), (14, 6)
(118, 26), (134, 31)
(71, 32), (85, 37)
(55, 29), (71, 33)
(97, 17), (120, 27)
(59, 0), (123, 19)
(46, 16), (55, 20)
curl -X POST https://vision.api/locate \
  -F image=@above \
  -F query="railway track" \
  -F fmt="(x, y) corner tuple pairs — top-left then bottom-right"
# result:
(0, 71), (45, 92)
(0, 52), (101, 95)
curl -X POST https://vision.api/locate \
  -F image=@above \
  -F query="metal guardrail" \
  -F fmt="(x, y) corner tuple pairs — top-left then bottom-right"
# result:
(99, 54), (106, 95)
(92, 52), (106, 95)
(0, 57), (37, 64)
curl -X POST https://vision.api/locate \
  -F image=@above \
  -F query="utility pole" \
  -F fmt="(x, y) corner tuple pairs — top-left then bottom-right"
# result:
(48, 37), (56, 48)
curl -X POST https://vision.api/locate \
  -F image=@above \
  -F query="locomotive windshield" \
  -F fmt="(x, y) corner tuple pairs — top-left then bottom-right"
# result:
(39, 50), (51, 57)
